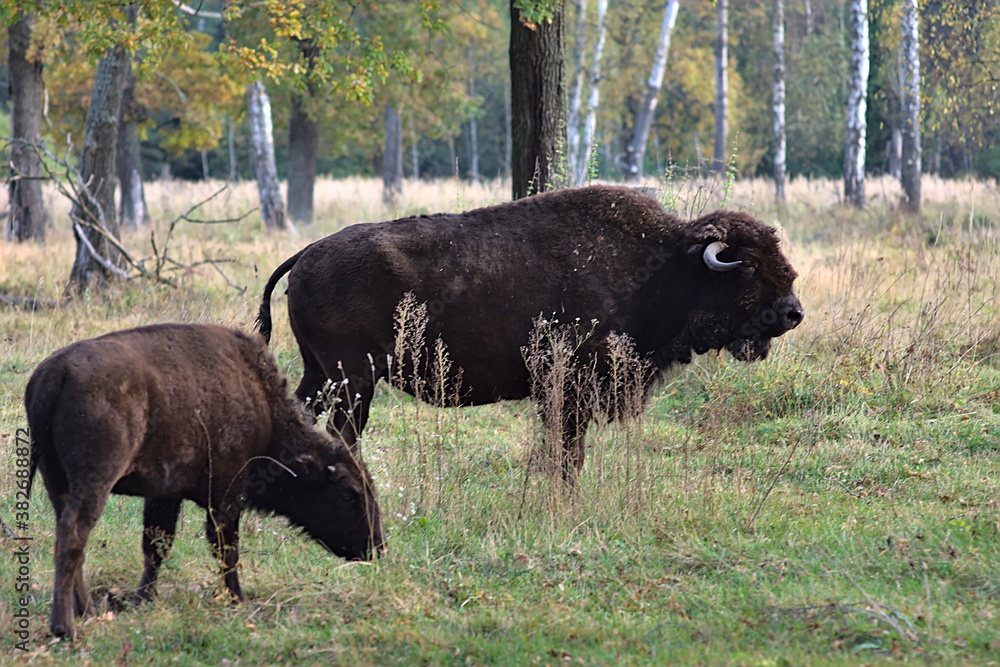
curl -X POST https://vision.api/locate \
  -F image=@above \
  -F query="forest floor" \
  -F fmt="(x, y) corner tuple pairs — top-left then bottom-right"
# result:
(1, 174), (999, 665)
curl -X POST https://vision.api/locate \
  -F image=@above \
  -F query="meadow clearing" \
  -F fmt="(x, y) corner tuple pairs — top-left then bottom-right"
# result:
(1, 174), (999, 665)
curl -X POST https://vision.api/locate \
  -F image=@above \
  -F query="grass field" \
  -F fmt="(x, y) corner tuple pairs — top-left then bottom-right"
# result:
(2, 174), (999, 665)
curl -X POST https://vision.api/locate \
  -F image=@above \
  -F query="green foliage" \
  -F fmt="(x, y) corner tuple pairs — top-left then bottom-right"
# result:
(43, 25), (239, 157)
(512, 0), (562, 26)
(221, 0), (441, 104)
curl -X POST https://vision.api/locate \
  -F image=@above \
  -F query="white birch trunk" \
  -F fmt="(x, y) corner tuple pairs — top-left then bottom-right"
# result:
(772, 0), (787, 203)
(576, 0), (608, 186)
(843, 0), (869, 209)
(247, 80), (287, 230)
(624, 0), (680, 183)
(713, 0), (728, 173)
(468, 71), (480, 182)
(888, 128), (902, 179)
(567, 0), (588, 184)
(410, 112), (419, 180)
(900, 0), (921, 212)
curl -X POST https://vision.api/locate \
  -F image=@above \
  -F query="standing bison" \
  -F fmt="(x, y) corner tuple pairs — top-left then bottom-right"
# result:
(25, 323), (383, 638)
(257, 185), (803, 477)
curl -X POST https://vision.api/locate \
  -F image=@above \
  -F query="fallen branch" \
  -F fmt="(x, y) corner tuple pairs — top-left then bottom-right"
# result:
(73, 222), (132, 280)
(0, 294), (69, 310)
(28, 140), (247, 292)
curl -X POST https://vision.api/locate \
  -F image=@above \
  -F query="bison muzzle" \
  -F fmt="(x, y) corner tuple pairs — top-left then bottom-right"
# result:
(256, 185), (803, 479)
(24, 323), (384, 638)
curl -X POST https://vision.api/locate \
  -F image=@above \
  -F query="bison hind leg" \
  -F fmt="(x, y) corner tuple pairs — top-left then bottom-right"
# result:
(134, 498), (182, 605)
(320, 347), (387, 455)
(49, 489), (110, 637)
(294, 357), (331, 423)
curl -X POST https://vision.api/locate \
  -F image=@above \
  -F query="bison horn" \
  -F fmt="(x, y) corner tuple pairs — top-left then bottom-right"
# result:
(703, 241), (742, 272)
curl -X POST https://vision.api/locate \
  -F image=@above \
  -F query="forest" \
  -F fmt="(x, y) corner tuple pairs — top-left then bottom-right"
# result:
(2, 1), (1000, 663)
(3, 0), (999, 192)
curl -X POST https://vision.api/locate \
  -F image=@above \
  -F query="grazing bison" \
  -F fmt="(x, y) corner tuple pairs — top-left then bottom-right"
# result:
(257, 185), (803, 477)
(25, 323), (383, 638)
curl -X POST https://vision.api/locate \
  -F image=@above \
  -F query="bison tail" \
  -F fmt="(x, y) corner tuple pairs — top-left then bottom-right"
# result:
(23, 364), (67, 499)
(256, 246), (309, 345)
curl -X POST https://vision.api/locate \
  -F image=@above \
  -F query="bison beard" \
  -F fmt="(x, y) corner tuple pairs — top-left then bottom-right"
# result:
(257, 185), (803, 480)
(24, 324), (383, 638)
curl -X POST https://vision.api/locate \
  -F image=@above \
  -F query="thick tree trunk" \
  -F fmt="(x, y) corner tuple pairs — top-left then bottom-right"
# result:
(68, 5), (136, 292)
(509, 0), (566, 200)
(383, 103), (403, 204)
(623, 0), (679, 183)
(772, 0), (787, 203)
(7, 13), (49, 243)
(247, 80), (287, 230)
(900, 0), (921, 212)
(713, 0), (729, 173)
(566, 0), (587, 185)
(287, 39), (319, 225)
(576, 0), (608, 187)
(117, 60), (146, 228)
(843, 0), (869, 209)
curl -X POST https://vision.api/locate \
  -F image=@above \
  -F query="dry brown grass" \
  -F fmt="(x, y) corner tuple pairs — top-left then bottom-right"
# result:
(3, 174), (1000, 664)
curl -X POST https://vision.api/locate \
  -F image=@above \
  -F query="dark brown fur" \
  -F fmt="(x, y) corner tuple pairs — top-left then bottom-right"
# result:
(257, 185), (803, 478)
(25, 323), (384, 638)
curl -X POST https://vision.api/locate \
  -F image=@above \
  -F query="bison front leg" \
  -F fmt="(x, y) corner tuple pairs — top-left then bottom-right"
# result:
(134, 498), (182, 605)
(563, 416), (589, 483)
(205, 503), (243, 602)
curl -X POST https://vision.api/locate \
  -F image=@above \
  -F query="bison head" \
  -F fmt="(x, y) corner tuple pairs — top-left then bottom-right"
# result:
(684, 211), (803, 362)
(252, 436), (385, 560)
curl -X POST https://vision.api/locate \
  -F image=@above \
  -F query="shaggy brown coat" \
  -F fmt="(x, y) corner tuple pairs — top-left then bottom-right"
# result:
(257, 185), (803, 477)
(25, 323), (383, 638)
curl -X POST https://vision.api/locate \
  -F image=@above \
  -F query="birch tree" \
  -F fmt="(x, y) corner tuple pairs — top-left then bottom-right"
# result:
(772, 0), (786, 203)
(247, 80), (288, 230)
(900, 0), (921, 213)
(843, 0), (869, 209)
(576, 0), (607, 187)
(7, 12), (49, 242)
(566, 0), (587, 185)
(623, 0), (679, 183)
(712, 0), (728, 174)
(467, 51), (481, 183)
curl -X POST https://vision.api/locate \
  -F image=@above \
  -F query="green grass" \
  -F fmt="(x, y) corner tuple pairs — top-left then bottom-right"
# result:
(2, 176), (1000, 664)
